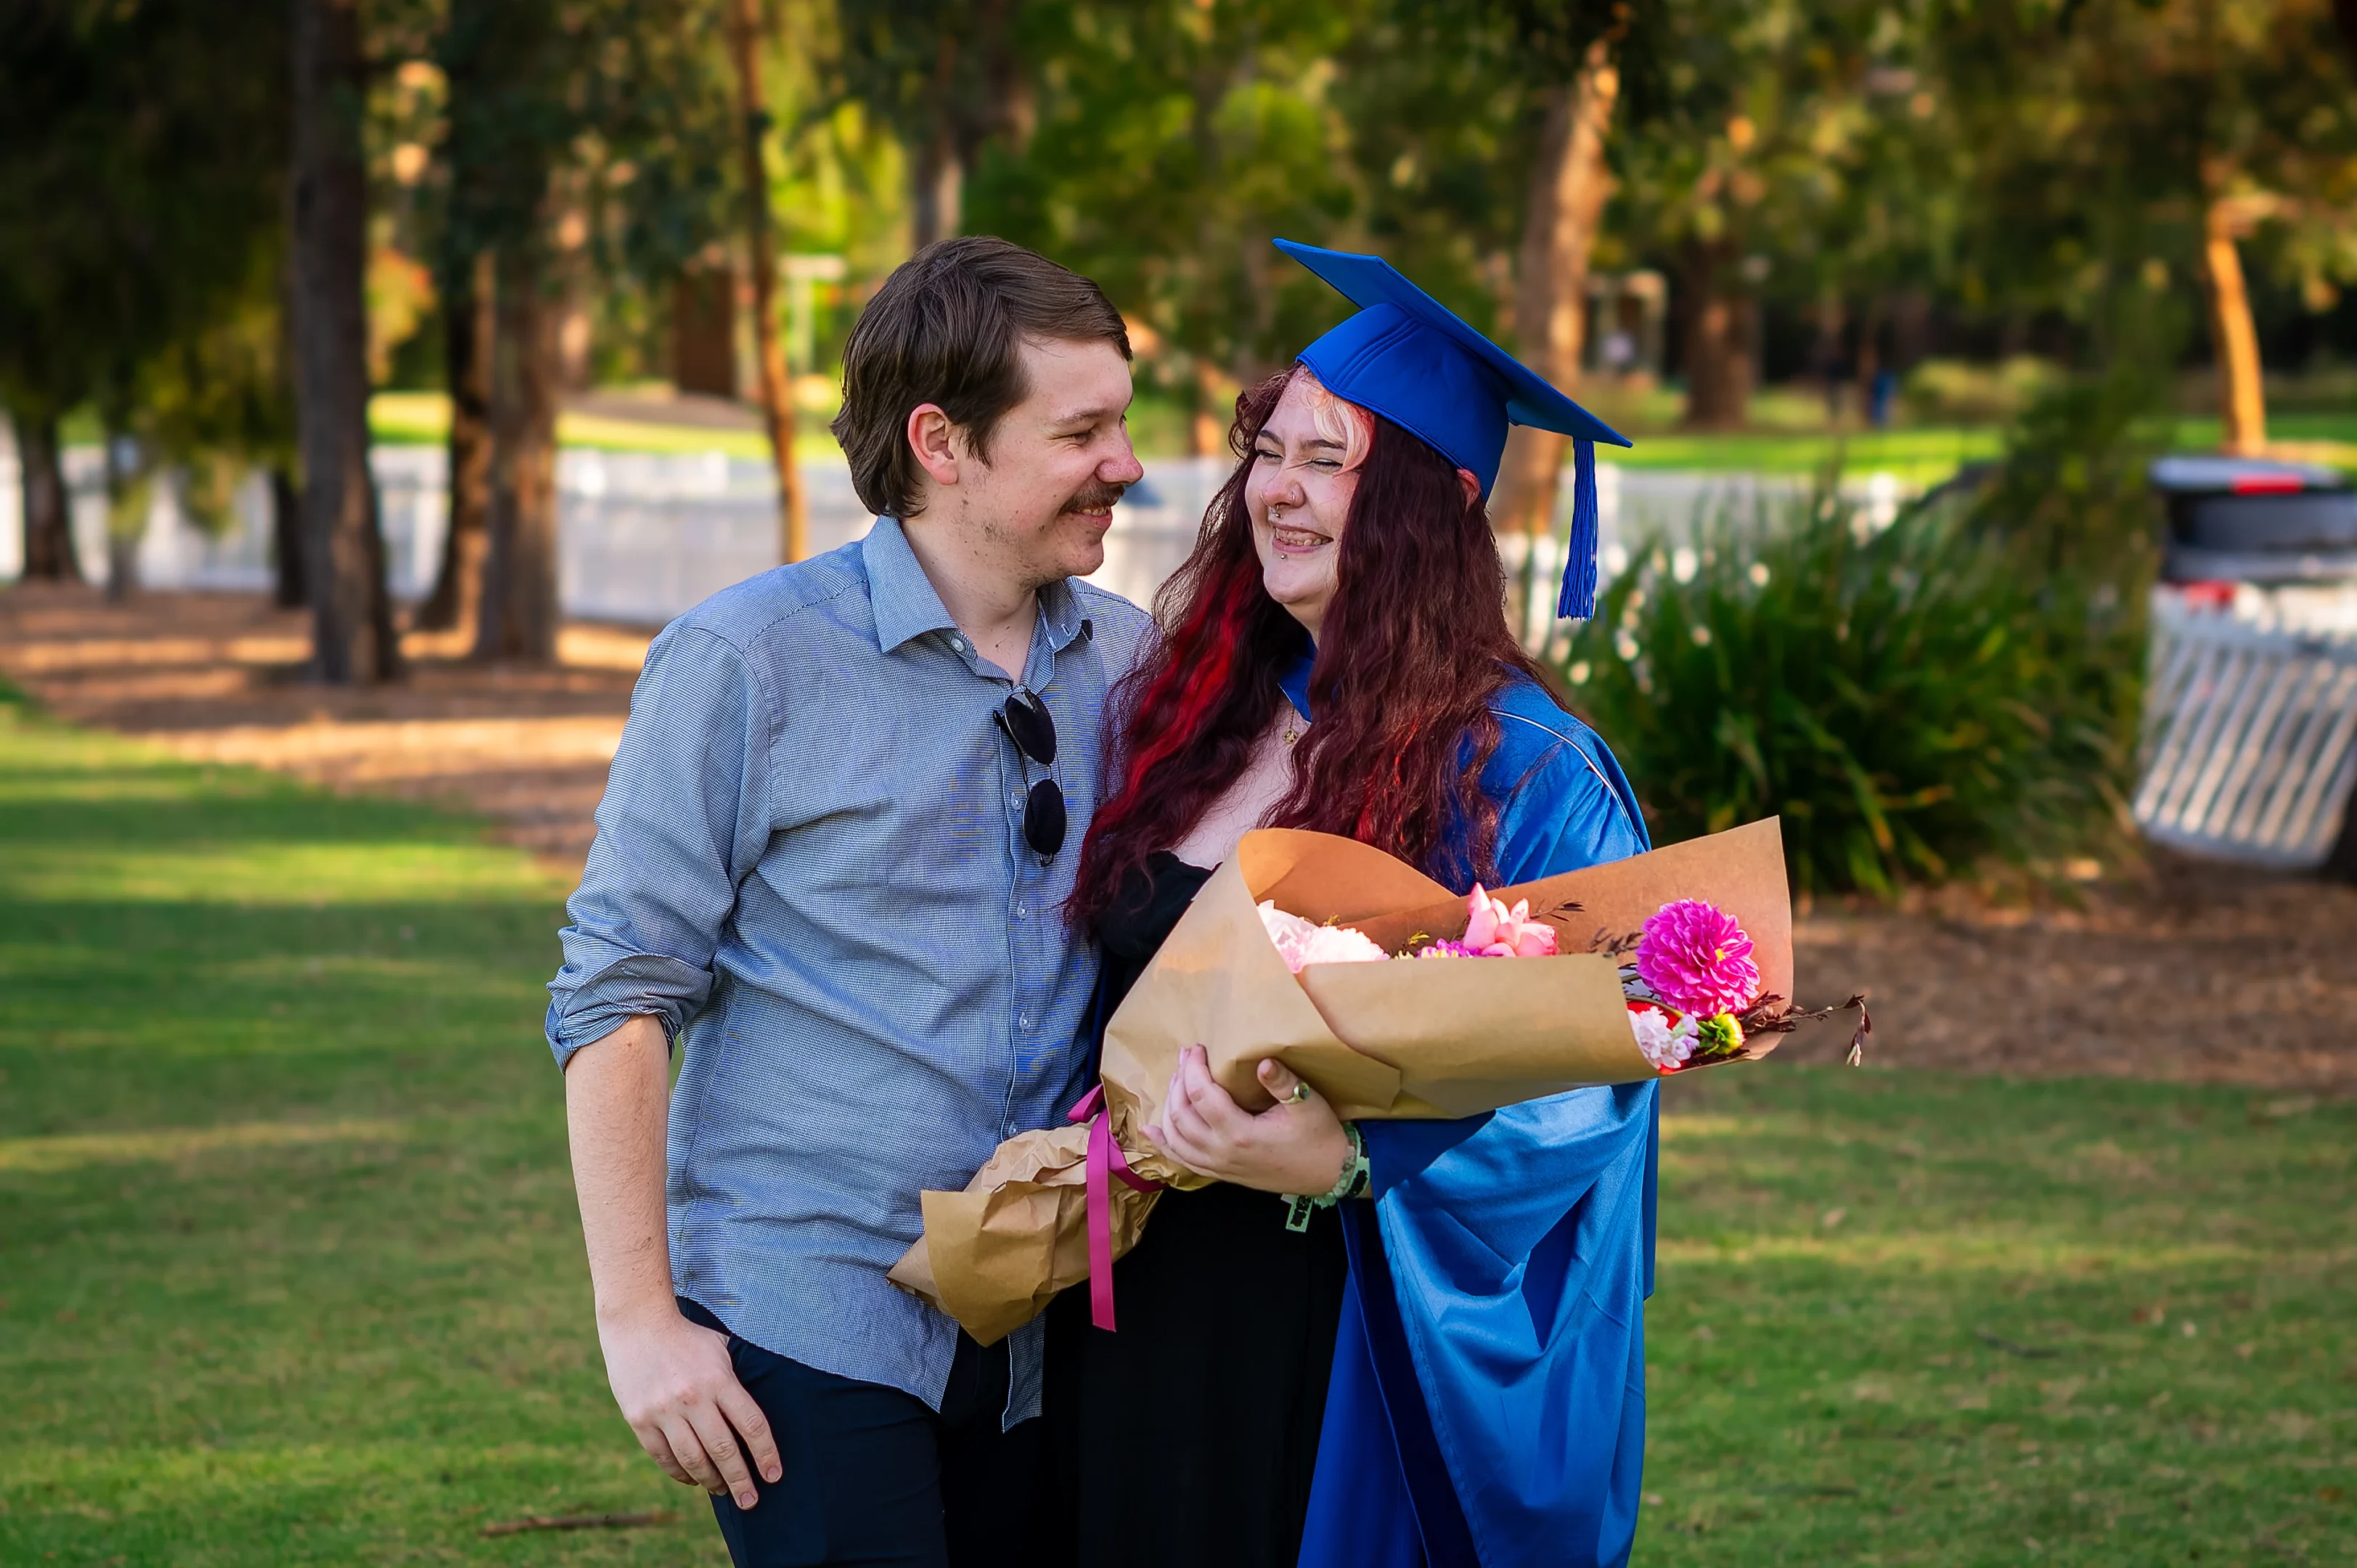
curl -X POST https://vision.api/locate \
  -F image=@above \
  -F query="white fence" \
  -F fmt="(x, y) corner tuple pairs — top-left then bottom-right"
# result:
(2132, 587), (2357, 869)
(0, 434), (1892, 632)
(0, 444), (1215, 616)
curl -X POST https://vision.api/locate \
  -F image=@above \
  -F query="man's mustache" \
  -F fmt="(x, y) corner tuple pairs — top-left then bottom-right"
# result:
(1061, 481), (1129, 515)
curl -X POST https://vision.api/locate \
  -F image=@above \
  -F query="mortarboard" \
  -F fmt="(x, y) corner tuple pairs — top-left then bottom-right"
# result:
(1274, 237), (1633, 619)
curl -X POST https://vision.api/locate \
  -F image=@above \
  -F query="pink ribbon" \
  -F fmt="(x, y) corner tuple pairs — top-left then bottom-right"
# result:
(1067, 1085), (1161, 1331)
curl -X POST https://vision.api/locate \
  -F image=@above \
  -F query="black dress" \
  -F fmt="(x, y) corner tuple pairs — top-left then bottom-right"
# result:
(1037, 853), (1349, 1568)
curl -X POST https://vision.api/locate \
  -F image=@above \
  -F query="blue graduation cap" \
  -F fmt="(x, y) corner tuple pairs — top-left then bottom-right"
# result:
(1274, 238), (1632, 619)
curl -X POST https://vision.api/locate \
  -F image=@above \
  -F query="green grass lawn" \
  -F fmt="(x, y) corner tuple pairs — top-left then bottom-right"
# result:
(1646, 1069), (2353, 1564)
(2, 679), (2350, 1564)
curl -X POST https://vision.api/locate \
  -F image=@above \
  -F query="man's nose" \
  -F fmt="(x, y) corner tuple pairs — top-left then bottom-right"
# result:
(1101, 435), (1145, 486)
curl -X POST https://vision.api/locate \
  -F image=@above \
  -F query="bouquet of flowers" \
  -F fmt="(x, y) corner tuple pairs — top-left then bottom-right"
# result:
(890, 817), (1861, 1343)
(1258, 884), (1795, 1077)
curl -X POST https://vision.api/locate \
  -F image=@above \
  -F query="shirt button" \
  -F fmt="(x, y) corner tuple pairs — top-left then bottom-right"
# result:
(1018, 1012), (1034, 1031)
(950, 636), (965, 652)
(1014, 902), (1029, 919)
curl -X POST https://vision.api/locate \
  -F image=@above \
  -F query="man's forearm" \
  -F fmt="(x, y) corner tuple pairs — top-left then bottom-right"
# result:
(565, 1014), (679, 1328)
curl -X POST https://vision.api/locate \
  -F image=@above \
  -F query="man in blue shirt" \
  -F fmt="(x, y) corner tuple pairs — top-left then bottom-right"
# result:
(547, 237), (1151, 1567)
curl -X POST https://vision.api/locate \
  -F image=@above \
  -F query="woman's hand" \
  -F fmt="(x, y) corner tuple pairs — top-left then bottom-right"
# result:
(1145, 1047), (1355, 1196)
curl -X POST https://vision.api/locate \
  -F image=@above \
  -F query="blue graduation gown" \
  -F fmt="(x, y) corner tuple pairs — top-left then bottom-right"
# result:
(1280, 665), (1657, 1568)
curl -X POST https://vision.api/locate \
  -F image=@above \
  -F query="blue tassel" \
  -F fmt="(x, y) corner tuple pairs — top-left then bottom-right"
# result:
(1556, 438), (1599, 619)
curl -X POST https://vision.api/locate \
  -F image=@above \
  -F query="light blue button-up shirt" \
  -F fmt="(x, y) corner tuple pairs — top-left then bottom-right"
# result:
(547, 518), (1150, 1424)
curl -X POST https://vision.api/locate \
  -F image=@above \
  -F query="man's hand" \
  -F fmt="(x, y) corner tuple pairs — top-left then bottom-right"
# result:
(598, 1307), (781, 1508)
(565, 1016), (781, 1509)
(1145, 1048), (1354, 1195)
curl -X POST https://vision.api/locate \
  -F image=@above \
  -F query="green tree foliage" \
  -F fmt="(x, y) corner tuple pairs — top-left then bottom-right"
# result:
(1601, 0), (1963, 424)
(758, 1), (914, 274)
(1935, 0), (2357, 445)
(962, 0), (1651, 444)
(0, 0), (289, 464)
(967, 0), (1371, 416)
(1940, 0), (2357, 310)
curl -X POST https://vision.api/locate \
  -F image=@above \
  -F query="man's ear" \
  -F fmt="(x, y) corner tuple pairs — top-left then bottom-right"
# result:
(907, 404), (962, 489)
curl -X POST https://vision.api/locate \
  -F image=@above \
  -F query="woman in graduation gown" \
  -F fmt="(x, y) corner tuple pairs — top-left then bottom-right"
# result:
(1039, 242), (1658, 1568)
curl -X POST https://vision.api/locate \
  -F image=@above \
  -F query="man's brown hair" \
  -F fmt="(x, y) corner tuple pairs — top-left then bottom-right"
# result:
(832, 237), (1132, 519)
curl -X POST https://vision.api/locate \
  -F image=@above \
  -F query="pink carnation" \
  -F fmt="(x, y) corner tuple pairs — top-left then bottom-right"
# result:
(1634, 899), (1761, 1018)
(1258, 901), (1390, 974)
(1462, 885), (1559, 957)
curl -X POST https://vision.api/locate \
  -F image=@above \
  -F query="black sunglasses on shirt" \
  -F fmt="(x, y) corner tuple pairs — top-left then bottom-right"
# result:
(994, 690), (1066, 859)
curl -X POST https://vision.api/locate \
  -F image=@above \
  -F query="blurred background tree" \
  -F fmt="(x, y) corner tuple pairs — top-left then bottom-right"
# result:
(0, 0), (290, 593)
(966, 0), (1371, 451)
(425, 0), (738, 662)
(7, 0), (2356, 859)
(1937, 0), (2357, 456)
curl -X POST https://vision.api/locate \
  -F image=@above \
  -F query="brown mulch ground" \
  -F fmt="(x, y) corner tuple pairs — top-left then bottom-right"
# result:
(0, 583), (647, 862)
(7, 582), (2356, 1093)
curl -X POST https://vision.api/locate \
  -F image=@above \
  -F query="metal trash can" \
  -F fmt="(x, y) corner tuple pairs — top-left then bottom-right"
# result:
(2133, 457), (2357, 875)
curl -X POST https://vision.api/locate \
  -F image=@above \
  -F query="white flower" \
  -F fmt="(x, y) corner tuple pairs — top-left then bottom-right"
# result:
(1259, 901), (1391, 974)
(1630, 1005), (1697, 1070)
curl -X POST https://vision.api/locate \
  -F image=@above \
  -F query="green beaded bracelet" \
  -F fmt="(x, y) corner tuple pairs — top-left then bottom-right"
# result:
(1283, 1122), (1369, 1233)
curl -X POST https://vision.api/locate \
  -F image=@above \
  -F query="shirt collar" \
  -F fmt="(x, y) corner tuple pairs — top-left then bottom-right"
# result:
(1279, 645), (1315, 721)
(864, 518), (960, 653)
(865, 516), (1097, 660)
(1035, 577), (1093, 656)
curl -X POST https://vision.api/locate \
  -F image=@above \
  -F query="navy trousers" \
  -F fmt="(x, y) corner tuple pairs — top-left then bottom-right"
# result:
(678, 1298), (1042, 1568)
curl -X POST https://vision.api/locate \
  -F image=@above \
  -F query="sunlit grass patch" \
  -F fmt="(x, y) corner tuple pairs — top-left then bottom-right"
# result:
(0, 1116), (413, 1175)
(3, 840), (565, 905)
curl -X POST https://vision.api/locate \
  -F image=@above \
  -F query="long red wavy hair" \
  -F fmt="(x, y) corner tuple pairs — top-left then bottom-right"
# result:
(1070, 367), (1548, 928)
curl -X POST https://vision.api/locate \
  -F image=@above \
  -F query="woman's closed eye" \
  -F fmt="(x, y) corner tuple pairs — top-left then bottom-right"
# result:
(1254, 446), (1339, 471)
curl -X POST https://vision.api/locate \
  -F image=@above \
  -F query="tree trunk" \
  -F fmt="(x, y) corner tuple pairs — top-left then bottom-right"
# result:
(15, 413), (78, 582)
(475, 237), (561, 663)
(101, 430), (143, 603)
(727, 0), (808, 563)
(976, 0), (1034, 151)
(1188, 359), (1228, 458)
(291, 0), (400, 682)
(552, 181), (594, 393)
(912, 135), (963, 250)
(1490, 38), (1620, 634)
(2200, 197), (2267, 456)
(912, 31), (963, 250)
(1679, 237), (1755, 430)
(671, 261), (738, 397)
(417, 250), (494, 632)
(270, 465), (305, 607)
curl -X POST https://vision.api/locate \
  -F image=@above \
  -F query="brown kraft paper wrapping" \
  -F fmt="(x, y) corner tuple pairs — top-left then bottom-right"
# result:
(888, 817), (1794, 1342)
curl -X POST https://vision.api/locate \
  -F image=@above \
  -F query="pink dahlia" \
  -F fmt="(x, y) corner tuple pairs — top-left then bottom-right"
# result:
(1634, 899), (1761, 1018)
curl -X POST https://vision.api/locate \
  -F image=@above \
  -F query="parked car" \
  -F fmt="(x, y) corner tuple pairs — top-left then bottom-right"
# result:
(2149, 454), (2357, 585)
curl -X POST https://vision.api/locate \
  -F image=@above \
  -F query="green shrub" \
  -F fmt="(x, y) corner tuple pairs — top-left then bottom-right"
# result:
(1564, 497), (2081, 894)
(1561, 367), (2163, 897)
(1899, 355), (2067, 425)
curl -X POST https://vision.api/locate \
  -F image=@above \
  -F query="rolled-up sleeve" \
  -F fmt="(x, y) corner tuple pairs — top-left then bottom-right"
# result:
(545, 624), (776, 1067)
